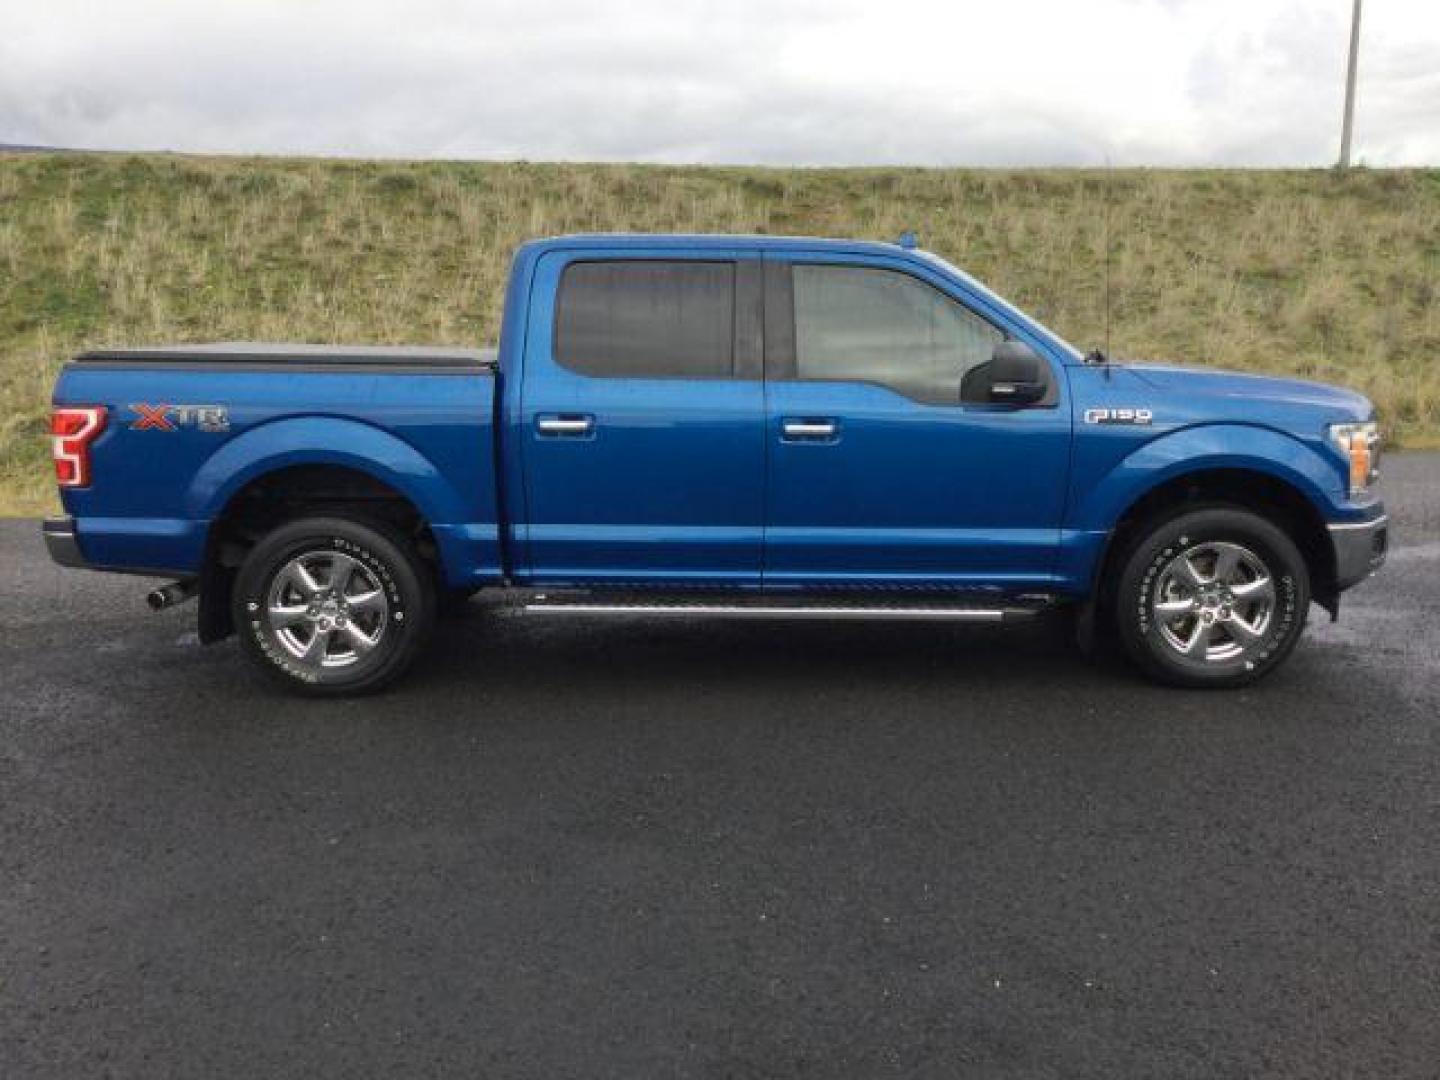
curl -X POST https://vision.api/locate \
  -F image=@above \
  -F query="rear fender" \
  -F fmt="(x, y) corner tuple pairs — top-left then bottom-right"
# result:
(187, 416), (470, 525)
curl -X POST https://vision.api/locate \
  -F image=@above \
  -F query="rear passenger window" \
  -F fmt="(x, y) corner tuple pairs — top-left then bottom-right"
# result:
(555, 261), (735, 378)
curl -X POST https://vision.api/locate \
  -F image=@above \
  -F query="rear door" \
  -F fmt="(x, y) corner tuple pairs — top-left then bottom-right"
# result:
(518, 249), (765, 585)
(761, 253), (1071, 588)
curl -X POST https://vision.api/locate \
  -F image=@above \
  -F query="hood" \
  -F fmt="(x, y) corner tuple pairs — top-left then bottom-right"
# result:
(1124, 362), (1373, 419)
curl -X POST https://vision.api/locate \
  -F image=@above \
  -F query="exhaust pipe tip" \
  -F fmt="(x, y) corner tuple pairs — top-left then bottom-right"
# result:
(147, 580), (198, 611)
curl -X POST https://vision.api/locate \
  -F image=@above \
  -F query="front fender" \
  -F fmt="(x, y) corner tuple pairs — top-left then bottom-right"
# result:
(187, 415), (471, 525)
(1070, 423), (1345, 533)
(1057, 424), (1347, 592)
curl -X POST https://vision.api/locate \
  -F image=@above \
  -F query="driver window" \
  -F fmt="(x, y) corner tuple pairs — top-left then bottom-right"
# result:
(791, 264), (1003, 404)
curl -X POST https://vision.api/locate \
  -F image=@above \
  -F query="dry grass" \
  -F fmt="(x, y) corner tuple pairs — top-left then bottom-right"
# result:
(2, 153), (1437, 515)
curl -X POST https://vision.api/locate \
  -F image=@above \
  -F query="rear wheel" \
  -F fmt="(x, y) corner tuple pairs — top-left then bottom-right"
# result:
(233, 516), (435, 695)
(1114, 507), (1309, 688)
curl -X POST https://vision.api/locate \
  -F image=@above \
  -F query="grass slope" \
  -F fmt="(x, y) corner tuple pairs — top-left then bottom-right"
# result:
(2, 153), (1437, 514)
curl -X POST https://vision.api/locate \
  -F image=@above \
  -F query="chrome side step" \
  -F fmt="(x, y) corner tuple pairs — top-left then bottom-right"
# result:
(519, 593), (1057, 622)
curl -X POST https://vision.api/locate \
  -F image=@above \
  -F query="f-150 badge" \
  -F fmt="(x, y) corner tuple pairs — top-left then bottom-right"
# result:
(129, 403), (230, 432)
(1084, 407), (1153, 425)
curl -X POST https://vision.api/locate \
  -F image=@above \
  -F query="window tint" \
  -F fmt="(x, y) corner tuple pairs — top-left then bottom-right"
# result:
(556, 261), (735, 378)
(791, 264), (1003, 404)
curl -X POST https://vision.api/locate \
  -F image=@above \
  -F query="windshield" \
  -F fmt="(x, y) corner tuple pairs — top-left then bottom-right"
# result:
(915, 251), (1085, 363)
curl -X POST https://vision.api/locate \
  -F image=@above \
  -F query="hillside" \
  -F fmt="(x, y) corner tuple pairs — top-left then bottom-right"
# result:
(2, 153), (1437, 514)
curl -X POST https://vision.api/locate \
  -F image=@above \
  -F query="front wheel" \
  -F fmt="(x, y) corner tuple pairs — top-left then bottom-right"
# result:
(1114, 507), (1309, 688)
(233, 516), (436, 695)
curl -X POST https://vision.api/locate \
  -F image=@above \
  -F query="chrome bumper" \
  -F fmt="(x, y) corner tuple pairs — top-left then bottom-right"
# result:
(42, 516), (87, 569)
(1329, 513), (1388, 591)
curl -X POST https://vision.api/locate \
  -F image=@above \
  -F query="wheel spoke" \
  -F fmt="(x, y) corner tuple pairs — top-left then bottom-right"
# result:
(1155, 596), (1200, 617)
(340, 620), (380, 654)
(1212, 545), (1241, 583)
(267, 603), (310, 630)
(327, 553), (361, 594)
(1226, 613), (1265, 646)
(1174, 557), (1207, 590)
(1230, 575), (1274, 603)
(1181, 619), (1212, 657)
(286, 560), (325, 599)
(346, 588), (385, 616)
(299, 625), (333, 665)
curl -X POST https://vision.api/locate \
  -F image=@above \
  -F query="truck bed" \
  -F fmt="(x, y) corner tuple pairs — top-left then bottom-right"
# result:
(53, 343), (503, 583)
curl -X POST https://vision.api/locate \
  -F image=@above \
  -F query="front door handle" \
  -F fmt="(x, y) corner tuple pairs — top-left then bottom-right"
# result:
(536, 414), (595, 437)
(781, 418), (838, 442)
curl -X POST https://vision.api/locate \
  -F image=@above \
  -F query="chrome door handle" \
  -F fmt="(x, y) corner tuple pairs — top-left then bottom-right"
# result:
(536, 415), (594, 436)
(782, 419), (837, 440)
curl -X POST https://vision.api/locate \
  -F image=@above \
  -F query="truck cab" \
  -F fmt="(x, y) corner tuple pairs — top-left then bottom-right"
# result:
(46, 234), (1388, 694)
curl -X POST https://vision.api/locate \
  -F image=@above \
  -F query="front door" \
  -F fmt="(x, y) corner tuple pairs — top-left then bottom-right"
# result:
(761, 255), (1071, 589)
(519, 251), (766, 586)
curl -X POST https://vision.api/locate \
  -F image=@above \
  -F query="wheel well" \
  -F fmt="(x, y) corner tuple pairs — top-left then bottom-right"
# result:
(198, 465), (436, 643)
(1095, 469), (1338, 617)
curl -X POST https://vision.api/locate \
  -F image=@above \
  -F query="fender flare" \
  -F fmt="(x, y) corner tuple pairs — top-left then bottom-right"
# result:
(185, 415), (469, 525)
(1071, 423), (1344, 534)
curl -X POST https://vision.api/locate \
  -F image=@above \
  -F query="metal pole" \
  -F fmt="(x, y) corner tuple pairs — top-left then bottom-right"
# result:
(1339, 0), (1363, 167)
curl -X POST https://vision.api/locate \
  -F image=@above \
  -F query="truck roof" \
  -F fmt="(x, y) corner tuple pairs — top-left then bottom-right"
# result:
(523, 233), (916, 257)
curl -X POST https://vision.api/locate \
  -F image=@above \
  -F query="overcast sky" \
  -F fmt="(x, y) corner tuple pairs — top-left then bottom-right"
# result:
(2, 0), (1437, 166)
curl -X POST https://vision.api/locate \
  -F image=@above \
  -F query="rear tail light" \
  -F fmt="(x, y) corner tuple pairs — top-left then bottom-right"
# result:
(51, 406), (107, 488)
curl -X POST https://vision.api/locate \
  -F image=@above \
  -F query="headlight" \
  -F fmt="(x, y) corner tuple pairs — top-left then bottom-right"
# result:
(1327, 421), (1381, 497)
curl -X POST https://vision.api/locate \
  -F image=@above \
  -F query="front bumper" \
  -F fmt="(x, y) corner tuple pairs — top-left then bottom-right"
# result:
(1329, 513), (1388, 591)
(42, 516), (87, 568)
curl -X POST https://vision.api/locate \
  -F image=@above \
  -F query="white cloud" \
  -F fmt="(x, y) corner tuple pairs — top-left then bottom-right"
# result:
(0, 0), (1435, 165)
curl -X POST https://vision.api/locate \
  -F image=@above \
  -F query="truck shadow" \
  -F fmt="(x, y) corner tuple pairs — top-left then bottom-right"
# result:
(417, 603), (1123, 697)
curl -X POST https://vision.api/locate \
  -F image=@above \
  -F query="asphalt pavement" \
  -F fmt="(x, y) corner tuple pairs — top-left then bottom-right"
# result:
(3, 454), (1438, 1078)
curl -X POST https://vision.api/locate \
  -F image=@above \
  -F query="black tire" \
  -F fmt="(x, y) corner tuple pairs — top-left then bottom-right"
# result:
(1114, 506), (1309, 688)
(232, 516), (436, 696)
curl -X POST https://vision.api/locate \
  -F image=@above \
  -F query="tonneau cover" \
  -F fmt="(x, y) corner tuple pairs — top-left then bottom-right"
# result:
(74, 342), (496, 369)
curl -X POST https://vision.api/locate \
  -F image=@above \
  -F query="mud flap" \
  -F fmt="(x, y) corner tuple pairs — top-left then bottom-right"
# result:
(197, 556), (235, 644)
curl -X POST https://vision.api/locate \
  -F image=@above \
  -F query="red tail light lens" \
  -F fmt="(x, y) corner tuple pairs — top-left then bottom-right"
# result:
(51, 406), (107, 488)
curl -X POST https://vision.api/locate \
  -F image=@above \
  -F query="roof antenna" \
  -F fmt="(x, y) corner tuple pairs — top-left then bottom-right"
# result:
(1101, 153), (1113, 378)
(1104, 159), (1111, 353)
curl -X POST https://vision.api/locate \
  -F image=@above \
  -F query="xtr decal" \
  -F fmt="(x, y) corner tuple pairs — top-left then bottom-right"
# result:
(129, 403), (230, 432)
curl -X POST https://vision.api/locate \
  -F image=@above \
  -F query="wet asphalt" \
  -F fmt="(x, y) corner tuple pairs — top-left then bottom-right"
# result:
(2, 453), (1437, 1078)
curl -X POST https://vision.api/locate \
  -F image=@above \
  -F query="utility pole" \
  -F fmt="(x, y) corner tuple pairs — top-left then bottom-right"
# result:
(1338, 0), (1363, 167)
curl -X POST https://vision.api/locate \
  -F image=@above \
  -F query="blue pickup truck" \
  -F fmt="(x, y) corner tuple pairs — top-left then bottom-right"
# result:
(46, 234), (1387, 694)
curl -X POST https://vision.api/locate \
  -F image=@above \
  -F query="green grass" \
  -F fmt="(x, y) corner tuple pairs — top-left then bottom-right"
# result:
(3, 153), (1437, 514)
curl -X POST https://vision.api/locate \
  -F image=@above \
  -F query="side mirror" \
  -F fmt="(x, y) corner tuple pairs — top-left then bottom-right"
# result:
(985, 340), (1048, 405)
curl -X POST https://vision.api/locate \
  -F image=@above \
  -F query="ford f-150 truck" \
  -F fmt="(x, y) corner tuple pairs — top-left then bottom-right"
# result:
(45, 234), (1388, 694)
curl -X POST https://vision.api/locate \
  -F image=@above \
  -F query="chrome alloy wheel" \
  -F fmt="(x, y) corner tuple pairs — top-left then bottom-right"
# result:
(264, 551), (389, 671)
(1152, 541), (1275, 663)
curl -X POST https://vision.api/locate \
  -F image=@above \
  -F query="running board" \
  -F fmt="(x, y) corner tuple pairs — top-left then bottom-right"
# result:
(519, 592), (1058, 622)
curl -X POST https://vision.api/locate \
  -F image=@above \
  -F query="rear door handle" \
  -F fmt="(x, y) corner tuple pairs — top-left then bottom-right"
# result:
(781, 418), (838, 442)
(536, 414), (595, 437)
